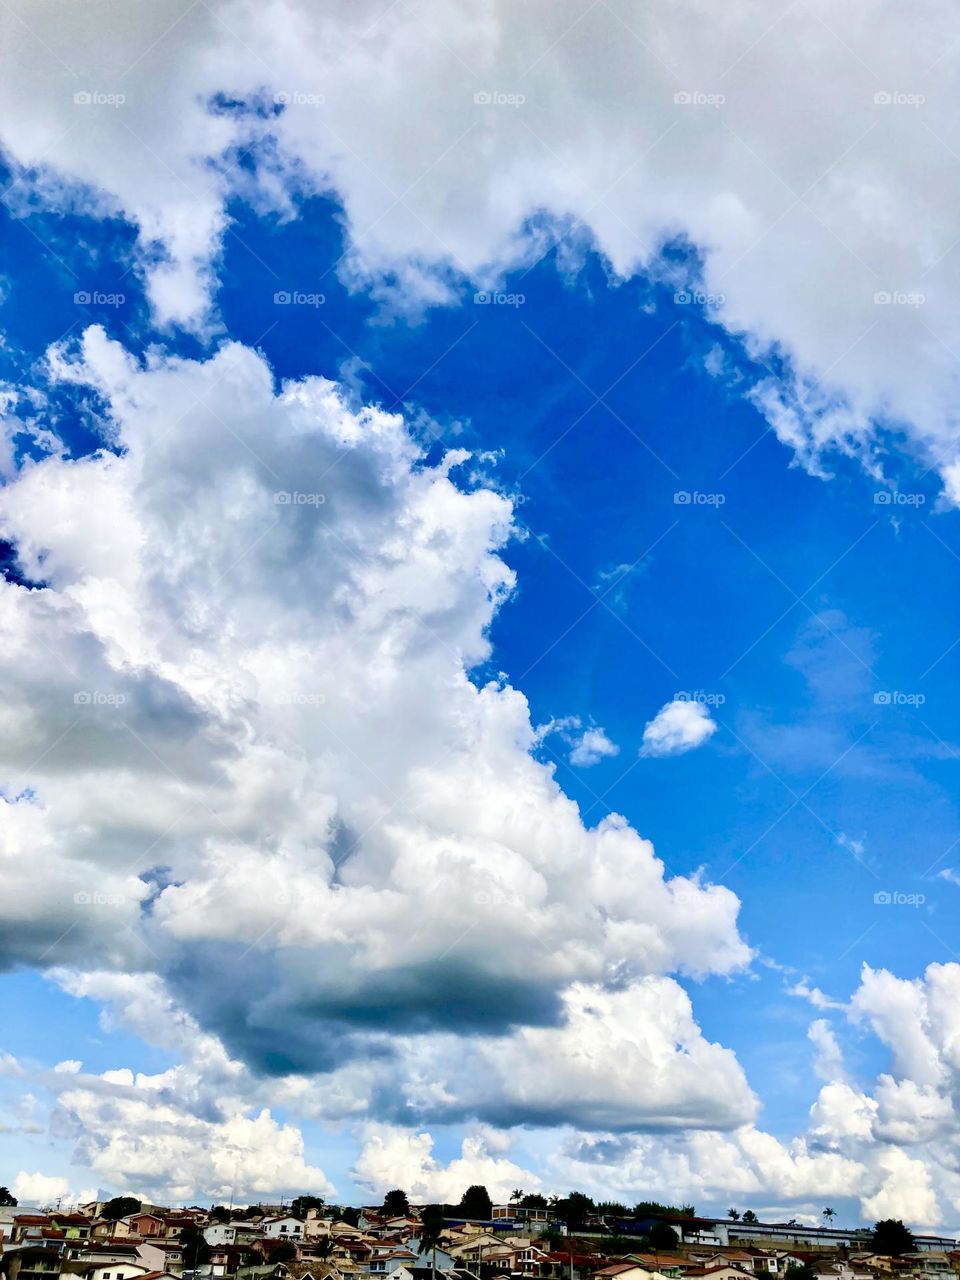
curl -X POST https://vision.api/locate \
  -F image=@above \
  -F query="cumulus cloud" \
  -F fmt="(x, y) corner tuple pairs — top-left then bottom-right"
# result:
(808, 1019), (846, 1083)
(353, 1126), (539, 1204)
(5, 1), (960, 491)
(536, 716), (619, 767)
(640, 698), (717, 758)
(569, 726), (619, 767)
(13, 1170), (95, 1206)
(0, 328), (748, 1148)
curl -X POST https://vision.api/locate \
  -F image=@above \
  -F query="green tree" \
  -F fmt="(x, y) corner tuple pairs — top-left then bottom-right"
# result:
(459, 1185), (492, 1220)
(521, 1194), (548, 1209)
(418, 1207), (449, 1280)
(870, 1220), (916, 1256)
(270, 1240), (298, 1264)
(291, 1195), (325, 1220)
(728, 1209), (740, 1221)
(0, 1187), (17, 1207)
(822, 1208), (836, 1225)
(742, 1210), (758, 1224)
(179, 1225), (212, 1270)
(103, 1196), (142, 1220)
(633, 1202), (695, 1219)
(382, 1190), (410, 1217)
(208, 1206), (232, 1224)
(646, 1222), (680, 1251)
(339, 1206), (360, 1227)
(597, 1202), (629, 1218)
(784, 1265), (817, 1280)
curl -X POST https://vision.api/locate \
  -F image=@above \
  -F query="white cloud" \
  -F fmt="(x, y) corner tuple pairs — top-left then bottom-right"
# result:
(569, 726), (619, 767)
(536, 716), (619, 767)
(640, 698), (717, 758)
(5, 2), (960, 490)
(0, 328), (749, 1174)
(353, 1126), (539, 1204)
(808, 1019), (845, 1083)
(12, 1170), (94, 1207)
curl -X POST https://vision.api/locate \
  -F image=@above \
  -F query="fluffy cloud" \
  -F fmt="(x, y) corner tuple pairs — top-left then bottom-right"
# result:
(5, 1), (960, 490)
(569, 727), (619, 768)
(0, 328), (748, 1154)
(640, 698), (717, 758)
(353, 1126), (538, 1203)
(13, 1170), (95, 1207)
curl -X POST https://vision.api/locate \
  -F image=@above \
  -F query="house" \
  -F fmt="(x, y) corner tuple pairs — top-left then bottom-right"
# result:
(258, 1221), (305, 1242)
(367, 1250), (418, 1275)
(62, 1261), (151, 1280)
(135, 1241), (184, 1274)
(403, 1243), (454, 1273)
(127, 1219), (166, 1241)
(594, 1264), (665, 1280)
(2, 1243), (65, 1280)
(685, 1266), (756, 1280)
(204, 1226), (266, 1249)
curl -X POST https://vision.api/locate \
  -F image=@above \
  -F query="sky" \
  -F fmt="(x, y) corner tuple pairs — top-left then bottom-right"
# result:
(2, 0), (960, 1230)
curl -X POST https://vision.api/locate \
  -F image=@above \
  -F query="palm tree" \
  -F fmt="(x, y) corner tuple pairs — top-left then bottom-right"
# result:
(512, 1189), (524, 1208)
(418, 1221), (448, 1280)
(729, 1209), (741, 1221)
(823, 1208), (836, 1226)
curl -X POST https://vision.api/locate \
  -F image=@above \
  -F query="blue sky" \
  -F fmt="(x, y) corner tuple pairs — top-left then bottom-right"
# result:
(3, 0), (960, 1228)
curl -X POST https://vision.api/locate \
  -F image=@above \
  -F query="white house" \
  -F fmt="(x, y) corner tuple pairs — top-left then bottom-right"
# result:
(259, 1217), (305, 1240)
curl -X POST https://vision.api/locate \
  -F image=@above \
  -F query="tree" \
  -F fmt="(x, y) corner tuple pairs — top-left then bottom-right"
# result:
(597, 1202), (629, 1218)
(511, 1189), (524, 1205)
(382, 1190), (410, 1218)
(871, 1220), (916, 1256)
(209, 1206), (232, 1223)
(552, 1191), (594, 1231)
(339, 1206), (360, 1228)
(0, 1188), (17, 1207)
(418, 1208), (449, 1280)
(270, 1240), (298, 1264)
(291, 1195), (325, 1220)
(103, 1196), (142, 1220)
(728, 1209), (740, 1221)
(785, 1265), (817, 1280)
(179, 1225), (212, 1270)
(741, 1210), (758, 1224)
(646, 1222), (680, 1251)
(521, 1194), (548, 1209)
(822, 1208), (836, 1225)
(459, 1185), (492, 1221)
(633, 1202), (695, 1219)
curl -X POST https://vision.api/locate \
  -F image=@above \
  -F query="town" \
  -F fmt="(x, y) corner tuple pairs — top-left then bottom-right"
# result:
(0, 1189), (957, 1280)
